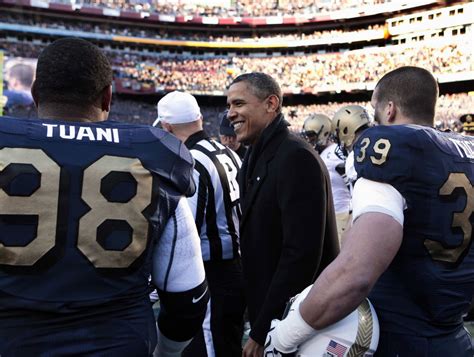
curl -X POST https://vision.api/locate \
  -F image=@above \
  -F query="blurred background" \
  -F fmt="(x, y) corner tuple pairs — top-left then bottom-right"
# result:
(0, 0), (472, 136)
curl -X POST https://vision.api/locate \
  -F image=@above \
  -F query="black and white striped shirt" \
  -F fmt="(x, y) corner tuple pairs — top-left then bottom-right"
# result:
(185, 131), (242, 261)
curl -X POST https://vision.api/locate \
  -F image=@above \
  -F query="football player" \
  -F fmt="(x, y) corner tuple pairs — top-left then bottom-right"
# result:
(303, 113), (351, 242)
(0, 38), (208, 356)
(332, 105), (372, 188)
(265, 66), (474, 356)
(301, 113), (332, 153)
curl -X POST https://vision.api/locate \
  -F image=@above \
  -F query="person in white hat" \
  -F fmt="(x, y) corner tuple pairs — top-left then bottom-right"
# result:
(153, 91), (203, 128)
(155, 91), (246, 357)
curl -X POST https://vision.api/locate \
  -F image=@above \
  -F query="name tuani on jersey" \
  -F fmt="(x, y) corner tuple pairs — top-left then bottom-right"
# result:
(42, 123), (120, 143)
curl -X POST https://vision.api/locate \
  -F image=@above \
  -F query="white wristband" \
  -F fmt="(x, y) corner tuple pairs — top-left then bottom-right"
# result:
(273, 305), (317, 353)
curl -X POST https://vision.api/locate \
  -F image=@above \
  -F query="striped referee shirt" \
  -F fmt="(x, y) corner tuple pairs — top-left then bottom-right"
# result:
(185, 131), (242, 261)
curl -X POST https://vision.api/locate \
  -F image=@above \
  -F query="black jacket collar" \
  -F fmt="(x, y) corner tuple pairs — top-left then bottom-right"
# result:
(239, 113), (290, 226)
(245, 114), (288, 182)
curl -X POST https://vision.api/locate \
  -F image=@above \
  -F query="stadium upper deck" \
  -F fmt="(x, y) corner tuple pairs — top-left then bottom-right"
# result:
(0, 0), (471, 51)
(0, 0), (472, 101)
(0, 0), (439, 31)
(0, 0), (439, 26)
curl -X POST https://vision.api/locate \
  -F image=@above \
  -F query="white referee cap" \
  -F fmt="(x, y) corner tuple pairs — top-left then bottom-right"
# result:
(153, 91), (202, 127)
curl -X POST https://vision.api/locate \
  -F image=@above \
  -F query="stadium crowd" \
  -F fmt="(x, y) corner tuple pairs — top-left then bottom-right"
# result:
(281, 93), (474, 132)
(62, 0), (392, 17)
(111, 41), (471, 94)
(0, 12), (385, 44)
(4, 93), (472, 137)
(4, 40), (461, 96)
(2, 36), (471, 136)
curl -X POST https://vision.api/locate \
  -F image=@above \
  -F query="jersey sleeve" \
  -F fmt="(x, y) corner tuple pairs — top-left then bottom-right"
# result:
(145, 128), (196, 197)
(152, 196), (209, 349)
(151, 196), (205, 292)
(353, 126), (416, 191)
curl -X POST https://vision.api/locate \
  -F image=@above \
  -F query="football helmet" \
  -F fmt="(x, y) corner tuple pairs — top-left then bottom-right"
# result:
(332, 105), (371, 155)
(265, 284), (379, 357)
(301, 114), (332, 149)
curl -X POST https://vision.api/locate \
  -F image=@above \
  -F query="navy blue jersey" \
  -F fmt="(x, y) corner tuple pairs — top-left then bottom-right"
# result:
(0, 116), (195, 354)
(354, 125), (474, 337)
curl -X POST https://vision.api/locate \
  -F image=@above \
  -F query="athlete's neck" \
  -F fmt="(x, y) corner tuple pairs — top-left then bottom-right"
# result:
(37, 103), (108, 123)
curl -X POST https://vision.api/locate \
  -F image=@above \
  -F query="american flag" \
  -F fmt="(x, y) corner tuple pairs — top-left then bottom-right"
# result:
(326, 339), (347, 357)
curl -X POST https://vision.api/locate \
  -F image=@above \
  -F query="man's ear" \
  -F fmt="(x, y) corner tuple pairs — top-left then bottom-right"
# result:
(386, 101), (397, 123)
(266, 94), (280, 113)
(101, 85), (112, 112)
(31, 80), (39, 108)
(162, 122), (173, 133)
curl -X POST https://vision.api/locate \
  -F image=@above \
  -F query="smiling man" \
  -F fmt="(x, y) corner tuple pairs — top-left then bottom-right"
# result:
(226, 72), (339, 357)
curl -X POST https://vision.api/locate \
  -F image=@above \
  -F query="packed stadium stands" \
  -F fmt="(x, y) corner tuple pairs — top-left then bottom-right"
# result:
(0, 11), (387, 44)
(31, 0), (433, 17)
(4, 92), (473, 138)
(0, 0), (472, 135)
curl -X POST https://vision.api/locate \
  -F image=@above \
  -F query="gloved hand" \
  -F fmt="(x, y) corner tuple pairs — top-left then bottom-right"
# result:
(264, 319), (297, 357)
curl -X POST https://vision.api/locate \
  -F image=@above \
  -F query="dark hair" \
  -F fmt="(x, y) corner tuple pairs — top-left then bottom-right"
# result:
(8, 63), (34, 88)
(33, 38), (112, 106)
(229, 72), (282, 112)
(374, 66), (438, 125)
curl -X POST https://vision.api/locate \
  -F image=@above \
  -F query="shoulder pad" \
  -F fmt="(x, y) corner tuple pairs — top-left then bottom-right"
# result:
(145, 128), (196, 197)
(353, 125), (418, 186)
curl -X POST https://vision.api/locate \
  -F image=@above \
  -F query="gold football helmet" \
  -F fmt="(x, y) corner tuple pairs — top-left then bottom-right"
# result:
(332, 105), (371, 151)
(302, 113), (332, 148)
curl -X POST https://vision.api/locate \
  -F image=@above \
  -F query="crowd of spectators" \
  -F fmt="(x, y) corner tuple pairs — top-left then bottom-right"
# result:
(64, 0), (392, 17)
(1, 38), (471, 96)
(1, 12), (471, 135)
(281, 93), (474, 133)
(111, 41), (471, 94)
(1, 34), (471, 94)
(0, 42), (43, 58)
(4, 93), (472, 137)
(112, 55), (231, 93)
(0, 12), (385, 44)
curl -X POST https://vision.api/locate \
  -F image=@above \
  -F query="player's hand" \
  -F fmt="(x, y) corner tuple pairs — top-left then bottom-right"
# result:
(264, 320), (296, 357)
(242, 336), (264, 357)
(264, 320), (282, 356)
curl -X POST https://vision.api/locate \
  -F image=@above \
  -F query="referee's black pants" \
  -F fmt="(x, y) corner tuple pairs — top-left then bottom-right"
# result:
(183, 257), (246, 357)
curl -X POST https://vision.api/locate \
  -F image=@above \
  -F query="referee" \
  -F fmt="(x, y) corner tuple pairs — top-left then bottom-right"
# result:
(155, 91), (245, 357)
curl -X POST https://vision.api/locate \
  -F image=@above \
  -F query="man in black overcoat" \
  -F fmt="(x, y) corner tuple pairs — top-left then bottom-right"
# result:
(226, 72), (339, 357)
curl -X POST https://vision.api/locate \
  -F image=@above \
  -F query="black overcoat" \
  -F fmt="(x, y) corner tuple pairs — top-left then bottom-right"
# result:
(239, 115), (339, 345)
